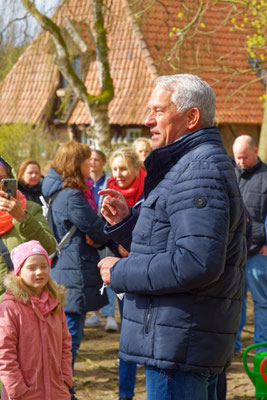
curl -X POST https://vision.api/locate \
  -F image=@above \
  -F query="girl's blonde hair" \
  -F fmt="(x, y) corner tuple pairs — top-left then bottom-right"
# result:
(109, 147), (143, 171)
(132, 137), (152, 152)
(17, 275), (67, 314)
(52, 141), (91, 192)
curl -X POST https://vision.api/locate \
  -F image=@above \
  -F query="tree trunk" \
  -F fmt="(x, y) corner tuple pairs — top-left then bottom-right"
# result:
(20, 0), (114, 153)
(258, 90), (267, 162)
(87, 103), (112, 155)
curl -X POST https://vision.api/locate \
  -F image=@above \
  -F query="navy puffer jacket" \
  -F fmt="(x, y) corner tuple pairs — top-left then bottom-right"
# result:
(109, 127), (246, 374)
(42, 168), (108, 314)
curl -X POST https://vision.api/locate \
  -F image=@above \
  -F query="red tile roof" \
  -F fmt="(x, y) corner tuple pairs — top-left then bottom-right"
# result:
(0, 0), (264, 125)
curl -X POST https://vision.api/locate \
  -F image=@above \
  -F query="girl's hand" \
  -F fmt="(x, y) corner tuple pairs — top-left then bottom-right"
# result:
(0, 190), (26, 222)
(259, 245), (267, 256)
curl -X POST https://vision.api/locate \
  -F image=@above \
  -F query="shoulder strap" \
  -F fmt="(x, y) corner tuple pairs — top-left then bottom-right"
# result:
(0, 238), (14, 271)
(49, 225), (77, 260)
(47, 191), (61, 238)
(48, 190), (77, 260)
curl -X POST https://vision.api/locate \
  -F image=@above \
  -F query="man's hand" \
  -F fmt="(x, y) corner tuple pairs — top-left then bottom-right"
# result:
(99, 189), (129, 225)
(0, 190), (26, 222)
(85, 234), (94, 246)
(98, 256), (120, 285)
(118, 244), (129, 258)
(259, 245), (267, 256)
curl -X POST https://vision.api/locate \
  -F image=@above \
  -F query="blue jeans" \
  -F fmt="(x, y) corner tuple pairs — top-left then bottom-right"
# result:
(216, 373), (226, 400)
(118, 297), (137, 398)
(65, 312), (87, 368)
(119, 359), (137, 398)
(145, 366), (218, 400)
(235, 254), (267, 352)
(101, 285), (116, 317)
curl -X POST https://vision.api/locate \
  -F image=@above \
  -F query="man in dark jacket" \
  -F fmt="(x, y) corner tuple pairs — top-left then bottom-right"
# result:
(99, 74), (247, 400)
(233, 135), (267, 355)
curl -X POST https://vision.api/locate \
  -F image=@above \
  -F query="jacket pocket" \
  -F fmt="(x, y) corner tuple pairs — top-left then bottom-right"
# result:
(144, 296), (153, 334)
(133, 195), (159, 246)
(21, 368), (38, 392)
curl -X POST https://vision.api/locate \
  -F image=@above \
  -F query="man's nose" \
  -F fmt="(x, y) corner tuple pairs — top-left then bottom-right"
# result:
(145, 111), (155, 126)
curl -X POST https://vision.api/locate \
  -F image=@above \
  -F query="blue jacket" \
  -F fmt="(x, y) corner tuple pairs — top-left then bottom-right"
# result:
(42, 168), (108, 314)
(108, 127), (246, 374)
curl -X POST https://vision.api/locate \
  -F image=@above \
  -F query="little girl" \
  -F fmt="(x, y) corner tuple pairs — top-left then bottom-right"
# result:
(0, 240), (72, 400)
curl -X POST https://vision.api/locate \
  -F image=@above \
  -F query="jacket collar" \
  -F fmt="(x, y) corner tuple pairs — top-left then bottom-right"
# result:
(18, 180), (42, 194)
(3, 273), (63, 319)
(237, 157), (262, 178)
(42, 168), (64, 198)
(144, 126), (222, 197)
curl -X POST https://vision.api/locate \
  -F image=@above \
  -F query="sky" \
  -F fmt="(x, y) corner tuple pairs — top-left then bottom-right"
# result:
(0, 0), (62, 44)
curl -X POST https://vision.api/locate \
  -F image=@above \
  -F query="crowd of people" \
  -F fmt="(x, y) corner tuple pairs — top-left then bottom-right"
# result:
(0, 73), (265, 400)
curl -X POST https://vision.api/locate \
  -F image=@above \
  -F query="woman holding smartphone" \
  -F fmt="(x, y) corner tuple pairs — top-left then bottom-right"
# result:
(0, 156), (56, 297)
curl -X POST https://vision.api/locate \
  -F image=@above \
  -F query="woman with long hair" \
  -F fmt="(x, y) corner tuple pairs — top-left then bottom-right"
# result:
(42, 141), (111, 400)
(108, 147), (146, 207)
(17, 160), (43, 205)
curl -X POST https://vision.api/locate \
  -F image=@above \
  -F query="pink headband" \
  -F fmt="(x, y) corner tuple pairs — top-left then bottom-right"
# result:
(11, 240), (50, 275)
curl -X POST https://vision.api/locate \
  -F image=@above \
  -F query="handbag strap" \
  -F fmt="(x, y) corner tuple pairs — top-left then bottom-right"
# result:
(0, 238), (13, 270)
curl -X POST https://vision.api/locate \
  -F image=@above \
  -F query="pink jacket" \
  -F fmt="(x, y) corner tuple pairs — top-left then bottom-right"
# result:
(0, 274), (72, 400)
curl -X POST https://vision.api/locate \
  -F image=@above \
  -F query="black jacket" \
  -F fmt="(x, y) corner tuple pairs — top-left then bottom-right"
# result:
(234, 158), (267, 256)
(18, 180), (43, 206)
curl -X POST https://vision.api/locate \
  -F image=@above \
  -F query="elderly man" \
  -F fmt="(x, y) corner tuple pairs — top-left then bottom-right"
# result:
(99, 74), (246, 400)
(233, 135), (267, 355)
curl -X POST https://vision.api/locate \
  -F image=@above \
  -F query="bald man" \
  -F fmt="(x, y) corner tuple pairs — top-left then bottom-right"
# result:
(233, 135), (267, 354)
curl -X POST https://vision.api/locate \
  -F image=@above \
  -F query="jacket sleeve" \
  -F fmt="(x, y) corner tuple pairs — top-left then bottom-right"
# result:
(61, 310), (73, 388)
(67, 191), (109, 245)
(12, 201), (56, 256)
(104, 206), (141, 251)
(110, 162), (235, 295)
(0, 301), (30, 398)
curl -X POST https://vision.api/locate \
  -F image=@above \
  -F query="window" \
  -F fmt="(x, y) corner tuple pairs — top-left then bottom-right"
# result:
(81, 131), (99, 149)
(125, 128), (142, 143)
(248, 58), (267, 87)
(60, 56), (81, 89)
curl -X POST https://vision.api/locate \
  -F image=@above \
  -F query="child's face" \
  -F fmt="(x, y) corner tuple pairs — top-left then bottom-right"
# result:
(19, 254), (49, 297)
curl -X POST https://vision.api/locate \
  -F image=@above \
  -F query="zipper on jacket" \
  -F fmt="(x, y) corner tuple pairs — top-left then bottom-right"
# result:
(145, 296), (152, 334)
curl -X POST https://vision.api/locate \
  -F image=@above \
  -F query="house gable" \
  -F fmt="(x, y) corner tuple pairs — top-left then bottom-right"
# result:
(0, 0), (264, 127)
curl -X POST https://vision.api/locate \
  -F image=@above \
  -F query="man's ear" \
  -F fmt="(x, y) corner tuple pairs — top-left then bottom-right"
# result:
(187, 107), (201, 130)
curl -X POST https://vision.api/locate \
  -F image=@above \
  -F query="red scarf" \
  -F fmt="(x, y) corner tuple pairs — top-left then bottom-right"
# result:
(84, 180), (98, 212)
(0, 191), (27, 235)
(108, 167), (146, 207)
(31, 289), (60, 316)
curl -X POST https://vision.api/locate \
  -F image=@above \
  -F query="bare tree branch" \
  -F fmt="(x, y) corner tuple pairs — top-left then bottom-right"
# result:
(20, 0), (114, 153)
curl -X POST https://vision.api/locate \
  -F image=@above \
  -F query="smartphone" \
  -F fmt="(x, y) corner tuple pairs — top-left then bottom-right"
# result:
(2, 179), (17, 198)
